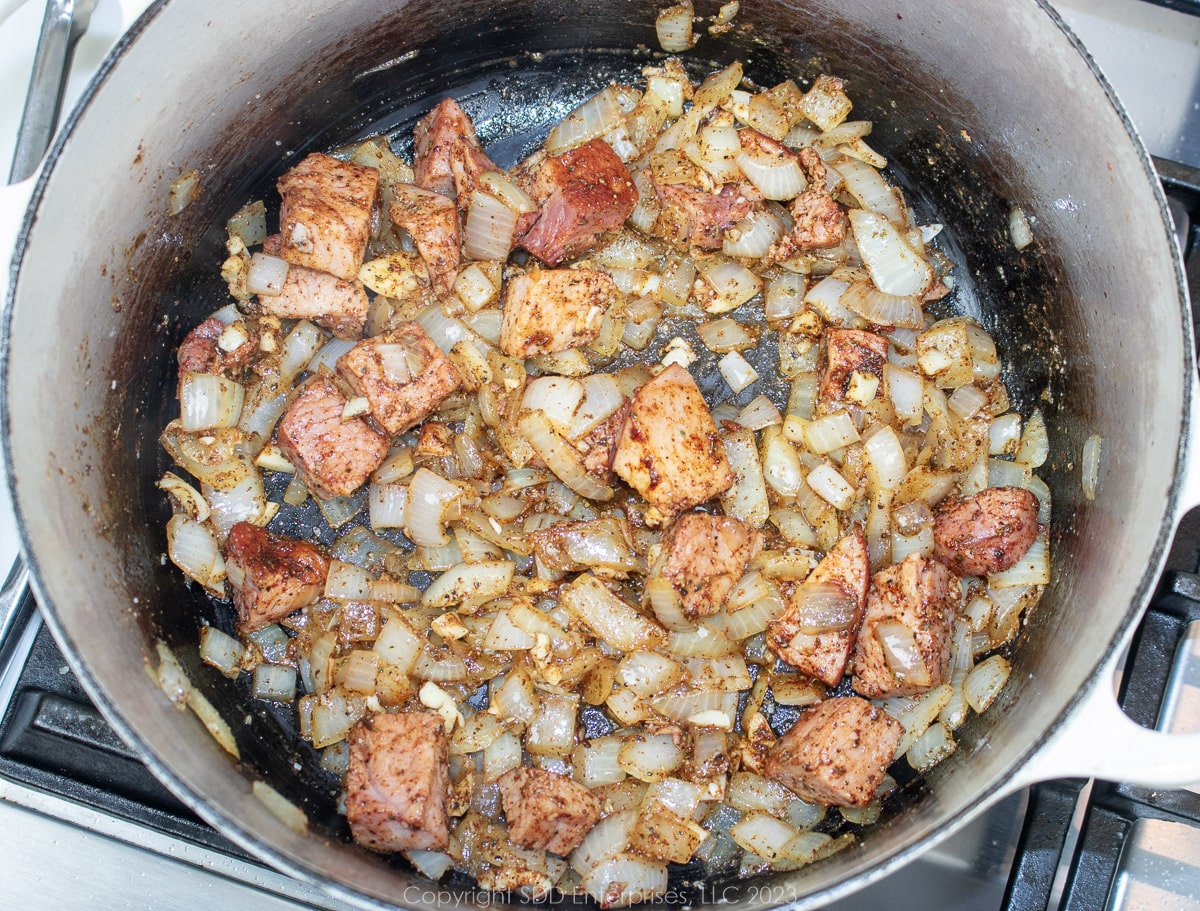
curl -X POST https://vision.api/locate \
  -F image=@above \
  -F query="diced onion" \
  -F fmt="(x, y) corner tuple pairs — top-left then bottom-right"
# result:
(735, 151), (806, 201)
(368, 482), (408, 530)
(617, 651), (683, 697)
(726, 772), (794, 817)
(884, 364), (924, 424)
(168, 169), (200, 216)
(523, 376), (585, 435)
(655, 1), (695, 53)
(1016, 409), (1050, 468)
(804, 411), (860, 454)
(166, 514), (226, 596)
(864, 424), (907, 490)
(790, 582), (858, 633)
(721, 428), (770, 526)
(199, 625), (244, 678)
(965, 654), (1011, 712)
(737, 394), (783, 430)
(875, 620), (931, 687)
(730, 812), (799, 862)
(848, 209), (933, 298)
(404, 468), (461, 547)
(723, 208), (785, 258)
(562, 574), (666, 651)
(841, 282), (923, 329)
(180, 373), (246, 432)
(546, 86), (626, 155)
(835, 155), (906, 225)
(519, 410), (614, 502)
(989, 536), (1050, 587)
(479, 170), (538, 214)
(718, 350), (759, 393)
(619, 733), (684, 782)
(1009, 205), (1034, 251)
(252, 664), (298, 702)
(700, 259), (763, 312)
(422, 560), (515, 608)
(279, 320), (324, 386)
(804, 276), (855, 324)
(765, 272), (807, 320)
(247, 253), (290, 296)
(464, 191), (518, 261)
(525, 693), (579, 757)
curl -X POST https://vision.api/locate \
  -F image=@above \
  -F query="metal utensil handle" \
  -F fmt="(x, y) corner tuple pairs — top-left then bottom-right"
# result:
(8, 0), (95, 184)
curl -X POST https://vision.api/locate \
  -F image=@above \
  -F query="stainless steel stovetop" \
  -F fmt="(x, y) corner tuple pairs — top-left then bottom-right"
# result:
(2, 1), (1200, 909)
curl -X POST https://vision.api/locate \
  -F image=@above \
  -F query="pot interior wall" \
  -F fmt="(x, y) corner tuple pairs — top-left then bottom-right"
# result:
(4, 0), (1187, 908)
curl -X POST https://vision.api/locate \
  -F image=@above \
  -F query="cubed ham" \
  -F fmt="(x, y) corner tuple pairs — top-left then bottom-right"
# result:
(412, 98), (501, 201)
(612, 364), (734, 525)
(767, 530), (869, 686)
(336, 323), (462, 436)
(817, 328), (889, 413)
(388, 184), (461, 297)
(498, 268), (619, 358)
(497, 767), (602, 856)
(517, 138), (638, 266)
(764, 696), (902, 807)
(850, 552), (959, 698)
(767, 146), (847, 260)
(346, 712), (450, 852)
(933, 486), (1040, 577)
(222, 521), (329, 633)
(276, 152), (378, 281)
(657, 512), (762, 618)
(276, 376), (389, 499)
(177, 317), (258, 386)
(653, 181), (762, 250)
(259, 236), (370, 339)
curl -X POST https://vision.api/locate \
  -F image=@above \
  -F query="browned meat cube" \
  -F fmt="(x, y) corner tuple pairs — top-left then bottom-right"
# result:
(388, 184), (461, 298)
(933, 486), (1040, 577)
(412, 98), (501, 201)
(336, 323), (462, 436)
(277, 376), (389, 499)
(767, 146), (847, 260)
(277, 153), (378, 281)
(346, 712), (450, 852)
(576, 399), (630, 483)
(764, 696), (901, 807)
(850, 553), (959, 698)
(658, 512), (763, 618)
(517, 138), (638, 266)
(498, 269), (619, 358)
(653, 181), (761, 250)
(816, 328), (889, 413)
(222, 521), (329, 633)
(497, 767), (602, 856)
(177, 317), (258, 386)
(612, 364), (734, 525)
(258, 236), (370, 339)
(767, 530), (869, 686)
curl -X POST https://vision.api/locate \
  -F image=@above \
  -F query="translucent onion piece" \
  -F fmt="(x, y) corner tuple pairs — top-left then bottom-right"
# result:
(1008, 205), (1034, 250)
(199, 625), (244, 678)
(519, 410), (614, 502)
(883, 363), (924, 424)
(875, 620), (931, 687)
(736, 394), (783, 431)
(616, 651), (683, 697)
(415, 304), (476, 355)
(525, 693), (579, 757)
(464, 190), (518, 261)
(848, 209), (934, 298)
(804, 411), (860, 454)
(841, 282), (923, 330)
(226, 200), (267, 247)
(765, 272), (807, 320)
(721, 428), (770, 526)
(166, 514), (226, 596)
(804, 275), (855, 324)
(546, 86), (625, 155)
(965, 654), (1011, 712)
(699, 259), (763, 312)
(562, 574), (666, 651)
(835, 155), (906, 225)
(989, 412), (1023, 456)
(619, 733), (684, 782)
(948, 383), (988, 420)
(571, 810), (639, 875)
(368, 482), (408, 530)
(735, 150), (806, 201)
(404, 467), (461, 546)
(730, 812), (799, 862)
(180, 373), (246, 432)
(479, 170), (538, 214)
(252, 664), (298, 702)
(864, 424), (907, 491)
(247, 253), (290, 296)
(1016, 409), (1050, 468)
(722, 208), (785, 258)
(655, 1), (695, 52)
(807, 464), (855, 510)
(523, 376), (585, 435)
(718, 350), (759, 393)
(1082, 433), (1102, 501)
(893, 501), (934, 536)
(567, 374), (624, 440)
(422, 560), (515, 608)
(167, 169), (200, 215)
(790, 582), (858, 633)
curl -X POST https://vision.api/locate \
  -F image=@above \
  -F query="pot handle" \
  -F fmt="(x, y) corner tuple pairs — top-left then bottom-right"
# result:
(1012, 626), (1200, 789)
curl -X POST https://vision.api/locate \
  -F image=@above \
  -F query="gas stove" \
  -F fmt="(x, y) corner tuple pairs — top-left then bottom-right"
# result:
(2, 1), (1200, 909)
